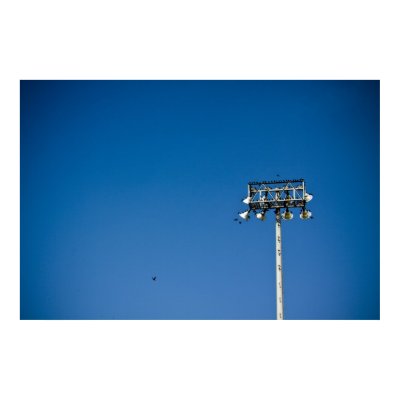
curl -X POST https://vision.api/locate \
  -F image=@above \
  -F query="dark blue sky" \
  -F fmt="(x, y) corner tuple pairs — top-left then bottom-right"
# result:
(20, 80), (379, 319)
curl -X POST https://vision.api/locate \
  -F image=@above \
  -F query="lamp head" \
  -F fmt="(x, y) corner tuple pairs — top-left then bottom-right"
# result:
(300, 208), (312, 220)
(242, 196), (252, 205)
(282, 208), (293, 220)
(239, 210), (251, 221)
(256, 211), (266, 221)
(304, 193), (313, 202)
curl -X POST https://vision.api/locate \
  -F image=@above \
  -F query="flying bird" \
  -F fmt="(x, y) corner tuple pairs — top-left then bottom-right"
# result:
(152, 276), (157, 281)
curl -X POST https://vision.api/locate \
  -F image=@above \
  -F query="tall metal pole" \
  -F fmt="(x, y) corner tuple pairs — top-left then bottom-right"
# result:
(239, 178), (313, 319)
(275, 209), (283, 320)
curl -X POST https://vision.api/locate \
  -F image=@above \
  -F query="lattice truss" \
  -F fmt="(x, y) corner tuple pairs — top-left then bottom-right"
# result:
(246, 179), (310, 211)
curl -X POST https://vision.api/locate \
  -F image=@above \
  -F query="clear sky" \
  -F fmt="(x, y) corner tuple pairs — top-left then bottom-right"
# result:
(20, 80), (379, 320)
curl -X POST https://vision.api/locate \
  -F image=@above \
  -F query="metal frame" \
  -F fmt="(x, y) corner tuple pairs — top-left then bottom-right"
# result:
(246, 179), (308, 211)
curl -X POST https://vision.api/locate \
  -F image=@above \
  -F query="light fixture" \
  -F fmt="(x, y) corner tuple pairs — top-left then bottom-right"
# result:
(239, 178), (313, 320)
(242, 196), (252, 204)
(239, 210), (251, 220)
(256, 211), (266, 221)
(300, 208), (312, 220)
(304, 193), (313, 202)
(281, 208), (293, 220)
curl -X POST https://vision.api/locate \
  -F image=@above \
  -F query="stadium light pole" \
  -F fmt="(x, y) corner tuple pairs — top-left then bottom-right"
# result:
(239, 178), (313, 320)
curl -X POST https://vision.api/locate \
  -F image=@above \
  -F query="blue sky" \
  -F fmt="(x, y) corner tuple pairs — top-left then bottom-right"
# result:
(20, 80), (379, 319)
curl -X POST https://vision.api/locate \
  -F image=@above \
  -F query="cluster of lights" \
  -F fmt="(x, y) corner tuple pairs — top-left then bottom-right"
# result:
(239, 208), (312, 221)
(239, 180), (313, 222)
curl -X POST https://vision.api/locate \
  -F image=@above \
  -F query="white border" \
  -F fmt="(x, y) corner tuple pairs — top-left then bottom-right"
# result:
(1, 1), (397, 399)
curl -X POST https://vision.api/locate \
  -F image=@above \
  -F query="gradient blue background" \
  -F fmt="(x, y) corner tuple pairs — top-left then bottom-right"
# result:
(20, 80), (379, 319)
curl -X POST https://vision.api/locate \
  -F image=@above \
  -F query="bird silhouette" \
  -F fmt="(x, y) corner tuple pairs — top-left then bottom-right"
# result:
(152, 276), (157, 281)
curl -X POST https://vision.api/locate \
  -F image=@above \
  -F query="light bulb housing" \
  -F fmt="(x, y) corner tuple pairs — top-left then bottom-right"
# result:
(242, 196), (252, 205)
(300, 209), (312, 220)
(304, 193), (313, 202)
(281, 210), (293, 220)
(256, 212), (266, 221)
(239, 210), (250, 220)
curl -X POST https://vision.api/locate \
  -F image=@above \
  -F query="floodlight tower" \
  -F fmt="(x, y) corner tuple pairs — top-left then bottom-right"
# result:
(239, 178), (313, 320)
